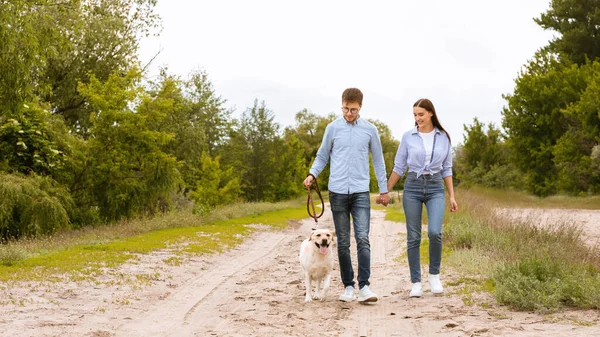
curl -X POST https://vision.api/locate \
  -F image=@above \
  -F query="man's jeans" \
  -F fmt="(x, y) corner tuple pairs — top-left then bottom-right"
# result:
(402, 172), (445, 283)
(329, 191), (371, 289)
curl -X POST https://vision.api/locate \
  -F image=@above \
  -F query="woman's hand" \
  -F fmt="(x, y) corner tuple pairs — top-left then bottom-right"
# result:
(449, 197), (458, 212)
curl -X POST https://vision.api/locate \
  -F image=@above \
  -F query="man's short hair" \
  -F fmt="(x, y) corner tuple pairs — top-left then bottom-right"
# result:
(342, 88), (363, 106)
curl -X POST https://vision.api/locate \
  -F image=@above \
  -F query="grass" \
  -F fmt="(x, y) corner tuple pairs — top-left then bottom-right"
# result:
(0, 198), (308, 282)
(466, 186), (600, 210)
(443, 188), (600, 313)
(382, 186), (600, 312)
(370, 192), (408, 223)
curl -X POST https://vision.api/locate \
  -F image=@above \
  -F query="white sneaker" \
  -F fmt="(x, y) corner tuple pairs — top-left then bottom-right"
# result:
(358, 285), (378, 303)
(429, 274), (444, 295)
(339, 286), (356, 302)
(410, 282), (423, 298)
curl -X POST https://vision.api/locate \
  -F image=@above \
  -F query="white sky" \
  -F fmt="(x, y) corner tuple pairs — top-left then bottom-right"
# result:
(138, 0), (556, 145)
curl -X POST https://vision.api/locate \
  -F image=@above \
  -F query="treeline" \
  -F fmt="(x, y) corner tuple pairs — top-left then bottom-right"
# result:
(455, 0), (600, 196)
(0, 0), (398, 239)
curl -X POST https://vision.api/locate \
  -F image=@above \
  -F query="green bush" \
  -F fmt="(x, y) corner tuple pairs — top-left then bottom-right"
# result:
(0, 173), (73, 238)
(495, 259), (600, 312)
(445, 190), (600, 312)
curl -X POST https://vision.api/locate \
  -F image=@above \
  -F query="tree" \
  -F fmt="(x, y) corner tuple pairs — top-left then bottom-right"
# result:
(191, 152), (241, 214)
(553, 61), (600, 193)
(0, 103), (70, 176)
(283, 109), (336, 191)
(140, 69), (203, 195)
(455, 118), (520, 188)
(0, 173), (73, 239)
(270, 135), (307, 201)
(185, 69), (232, 156)
(0, 0), (66, 115)
(237, 100), (280, 202)
(460, 118), (506, 171)
(40, 0), (160, 135)
(79, 68), (180, 220)
(501, 50), (586, 195)
(368, 119), (399, 192)
(535, 0), (600, 65)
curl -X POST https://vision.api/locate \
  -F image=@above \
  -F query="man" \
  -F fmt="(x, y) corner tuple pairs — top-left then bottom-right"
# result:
(303, 88), (390, 303)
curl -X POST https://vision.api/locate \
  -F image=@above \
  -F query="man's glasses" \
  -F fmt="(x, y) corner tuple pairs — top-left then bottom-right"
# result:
(342, 107), (360, 114)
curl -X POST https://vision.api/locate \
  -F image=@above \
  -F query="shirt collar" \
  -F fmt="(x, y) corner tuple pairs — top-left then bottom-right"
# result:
(412, 126), (440, 134)
(344, 115), (361, 125)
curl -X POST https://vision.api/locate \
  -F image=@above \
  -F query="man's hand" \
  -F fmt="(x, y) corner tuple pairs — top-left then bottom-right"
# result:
(376, 193), (391, 207)
(303, 174), (314, 188)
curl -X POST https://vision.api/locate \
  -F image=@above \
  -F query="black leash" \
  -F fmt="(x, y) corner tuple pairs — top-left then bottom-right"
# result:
(306, 176), (324, 230)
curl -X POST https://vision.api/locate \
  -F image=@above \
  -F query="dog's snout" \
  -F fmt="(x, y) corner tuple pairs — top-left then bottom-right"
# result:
(321, 238), (328, 245)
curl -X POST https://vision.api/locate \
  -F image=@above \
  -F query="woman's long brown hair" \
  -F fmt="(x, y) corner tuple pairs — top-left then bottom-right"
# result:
(413, 98), (451, 144)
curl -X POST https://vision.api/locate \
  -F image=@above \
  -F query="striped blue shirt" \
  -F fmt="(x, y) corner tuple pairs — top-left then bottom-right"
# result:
(310, 117), (388, 194)
(393, 127), (453, 178)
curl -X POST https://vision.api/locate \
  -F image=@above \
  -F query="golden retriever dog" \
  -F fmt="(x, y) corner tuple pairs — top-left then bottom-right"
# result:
(299, 228), (336, 302)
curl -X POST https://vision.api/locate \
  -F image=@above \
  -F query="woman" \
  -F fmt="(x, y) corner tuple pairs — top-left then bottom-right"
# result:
(383, 98), (457, 297)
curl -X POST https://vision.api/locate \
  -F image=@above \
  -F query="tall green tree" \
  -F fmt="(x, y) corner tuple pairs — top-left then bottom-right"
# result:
(238, 99), (280, 202)
(140, 69), (202, 195)
(40, 0), (160, 135)
(79, 68), (179, 220)
(0, 0), (66, 115)
(553, 61), (600, 193)
(501, 50), (586, 195)
(186, 70), (233, 156)
(535, 0), (600, 65)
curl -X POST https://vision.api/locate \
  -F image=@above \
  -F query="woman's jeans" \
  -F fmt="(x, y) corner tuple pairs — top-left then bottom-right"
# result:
(402, 172), (445, 283)
(329, 191), (371, 289)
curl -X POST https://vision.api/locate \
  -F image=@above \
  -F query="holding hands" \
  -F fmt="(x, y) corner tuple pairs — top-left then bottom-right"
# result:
(376, 193), (390, 207)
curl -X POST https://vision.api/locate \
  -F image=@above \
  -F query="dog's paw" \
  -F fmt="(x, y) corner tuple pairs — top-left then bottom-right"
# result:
(305, 296), (313, 302)
(312, 292), (321, 300)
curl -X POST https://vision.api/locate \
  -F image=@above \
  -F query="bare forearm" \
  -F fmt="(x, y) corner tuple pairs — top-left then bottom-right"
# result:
(387, 171), (402, 192)
(443, 176), (455, 198)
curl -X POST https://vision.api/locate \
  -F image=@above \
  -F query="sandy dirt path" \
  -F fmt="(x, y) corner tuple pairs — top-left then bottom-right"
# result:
(2, 206), (600, 336)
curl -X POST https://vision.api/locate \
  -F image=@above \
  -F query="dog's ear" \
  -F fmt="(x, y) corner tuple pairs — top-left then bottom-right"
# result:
(309, 231), (315, 241)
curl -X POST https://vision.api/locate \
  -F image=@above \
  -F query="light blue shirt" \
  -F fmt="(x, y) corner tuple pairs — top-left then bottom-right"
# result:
(310, 117), (388, 194)
(393, 127), (453, 178)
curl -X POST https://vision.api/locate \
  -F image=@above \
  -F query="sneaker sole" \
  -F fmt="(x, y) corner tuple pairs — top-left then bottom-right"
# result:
(358, 296), (378, 303)
(339, 296), (356, 302)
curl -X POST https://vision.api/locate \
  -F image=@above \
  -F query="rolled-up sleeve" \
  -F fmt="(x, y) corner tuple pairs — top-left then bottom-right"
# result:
(369, 126), (388, 193)
(441, 140), (453, 178)
(309, 124), (333, 177)
(393, 133), (409, 177)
